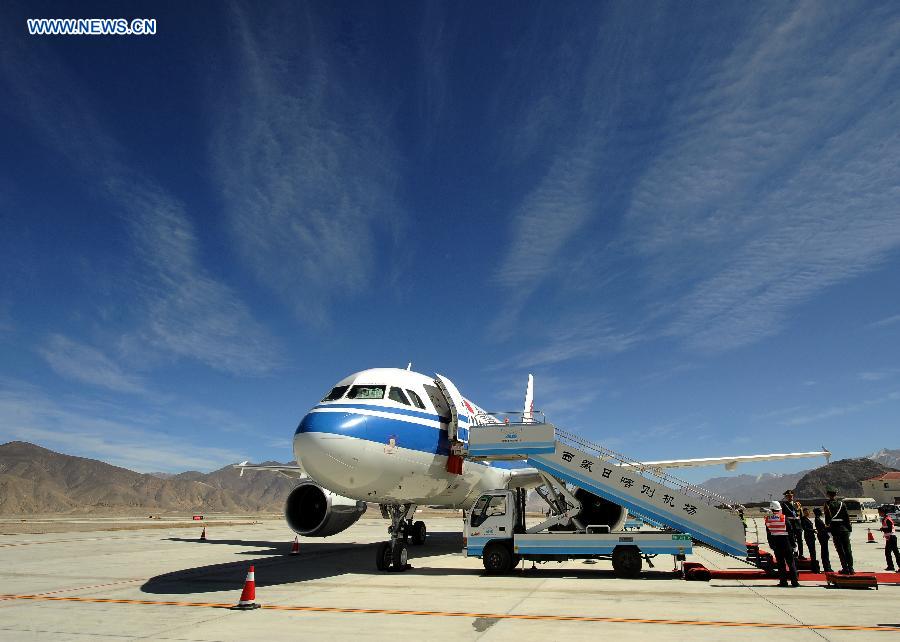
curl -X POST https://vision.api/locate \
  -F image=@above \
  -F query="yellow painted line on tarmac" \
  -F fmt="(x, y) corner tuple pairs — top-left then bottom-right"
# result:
(1, 594), (899, 633)
(34, 579), (147, 597)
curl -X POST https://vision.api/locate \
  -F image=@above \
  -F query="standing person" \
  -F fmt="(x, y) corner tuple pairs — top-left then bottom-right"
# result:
(823, 487), (854, 574)
(800, 507), (818, 572)
(813, 507), (833, 573)
(765, 501), (799, 587)
(781, 490), (804, 558)
(879, 507), (900, 571)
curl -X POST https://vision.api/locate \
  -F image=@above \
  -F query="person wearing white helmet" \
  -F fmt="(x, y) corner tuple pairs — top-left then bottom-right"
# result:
(765, 500), (799, 587)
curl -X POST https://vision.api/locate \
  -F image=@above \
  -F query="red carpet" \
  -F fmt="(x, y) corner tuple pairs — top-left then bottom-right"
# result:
(704, 568), (900, 582)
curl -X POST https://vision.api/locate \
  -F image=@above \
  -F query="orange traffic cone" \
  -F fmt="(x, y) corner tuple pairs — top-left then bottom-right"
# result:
(867, 529), (876, 543)
(231, 565), (260, 610)
(199, 526), (207, 541)
(289, 536), (300, 555)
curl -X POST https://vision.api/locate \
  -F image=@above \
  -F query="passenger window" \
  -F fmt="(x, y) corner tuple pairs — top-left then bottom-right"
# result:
(347, 385), (385, 400)
(406, 389), (426, 409)
(322, 385), (349, 401)
(388, 387), (410, 405)
(423, 384), (450, 416)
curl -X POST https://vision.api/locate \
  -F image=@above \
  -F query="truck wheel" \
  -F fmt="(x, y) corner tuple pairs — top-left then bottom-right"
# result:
(612, 546), (642, 578)
(411, 521), (427, 545)
(483, 542), (512, 574)
(376, 541), (392, 571)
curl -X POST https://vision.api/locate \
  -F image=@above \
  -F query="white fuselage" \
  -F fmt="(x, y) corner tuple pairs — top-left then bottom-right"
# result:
(292, 368), (511, 508)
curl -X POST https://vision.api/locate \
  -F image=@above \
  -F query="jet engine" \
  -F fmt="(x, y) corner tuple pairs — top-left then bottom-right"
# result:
(284, 480), (367, 537)
(572, 488), (627, 531)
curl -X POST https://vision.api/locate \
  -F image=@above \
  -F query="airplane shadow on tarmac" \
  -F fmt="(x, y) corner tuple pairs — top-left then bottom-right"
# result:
(142, 531), (465, 595)
(142, 531), (680, 595)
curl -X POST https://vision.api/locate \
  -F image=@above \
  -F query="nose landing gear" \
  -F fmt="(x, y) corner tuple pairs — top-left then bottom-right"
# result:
(376, 504), (425, 571)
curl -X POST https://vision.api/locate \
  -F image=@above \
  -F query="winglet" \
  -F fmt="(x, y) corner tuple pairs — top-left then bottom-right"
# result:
(237, 460), (248, 477)
(823, 447), (831, 464)
(523, 374), (534, 423)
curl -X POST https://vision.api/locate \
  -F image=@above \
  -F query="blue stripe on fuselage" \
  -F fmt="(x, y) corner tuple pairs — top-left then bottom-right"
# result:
(310, 402), (470, 426)
(296, 409), (454, 455)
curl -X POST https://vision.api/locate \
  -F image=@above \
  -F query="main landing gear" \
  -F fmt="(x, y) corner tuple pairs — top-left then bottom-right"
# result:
(376, 504), (427, 572)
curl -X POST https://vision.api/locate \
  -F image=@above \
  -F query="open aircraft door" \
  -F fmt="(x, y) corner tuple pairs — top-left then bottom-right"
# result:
(434, 374), (470, 446)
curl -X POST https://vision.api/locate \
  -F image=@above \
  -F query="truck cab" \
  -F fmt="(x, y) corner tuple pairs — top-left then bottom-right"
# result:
(465, 490), (526, 573)
(467, 491), (522, 536)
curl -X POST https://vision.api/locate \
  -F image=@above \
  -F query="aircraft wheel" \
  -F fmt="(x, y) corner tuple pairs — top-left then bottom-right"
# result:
(376, 541), (392, 571)
(483, 542), (512, 574)
(612, 546), (642, 578)
(411, 521), (427, 545)
(390, 541), (409, 572)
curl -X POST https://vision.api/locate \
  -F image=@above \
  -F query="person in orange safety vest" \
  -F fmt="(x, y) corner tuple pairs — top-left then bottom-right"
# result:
(765, 501), (799, 587)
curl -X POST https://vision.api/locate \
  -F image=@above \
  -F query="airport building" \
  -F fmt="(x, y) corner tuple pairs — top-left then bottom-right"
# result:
(861, 472), (900, 504)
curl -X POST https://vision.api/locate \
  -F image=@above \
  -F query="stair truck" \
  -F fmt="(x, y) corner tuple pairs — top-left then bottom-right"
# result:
(464, 487), (692, 577)
(460, 416), (749, 576)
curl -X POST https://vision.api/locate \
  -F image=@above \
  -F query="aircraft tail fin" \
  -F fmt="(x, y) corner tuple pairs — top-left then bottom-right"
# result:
(523, 374), (534, 423)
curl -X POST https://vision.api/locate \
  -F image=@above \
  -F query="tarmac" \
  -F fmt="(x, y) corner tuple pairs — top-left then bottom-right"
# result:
(1, 514), (898, 641)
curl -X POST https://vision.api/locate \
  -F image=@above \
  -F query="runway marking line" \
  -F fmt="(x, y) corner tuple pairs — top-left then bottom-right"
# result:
(1, 594), (898, 632)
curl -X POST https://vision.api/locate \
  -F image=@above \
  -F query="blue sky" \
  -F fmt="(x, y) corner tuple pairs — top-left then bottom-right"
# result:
(1, 2), (899, 481)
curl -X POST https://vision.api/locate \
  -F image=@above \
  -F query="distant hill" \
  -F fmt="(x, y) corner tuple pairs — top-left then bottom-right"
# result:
(870, 448), (900, 470)
(0, 441), (297, 515)
(697, 471), (809, 504)
(793, 458), (899, 498)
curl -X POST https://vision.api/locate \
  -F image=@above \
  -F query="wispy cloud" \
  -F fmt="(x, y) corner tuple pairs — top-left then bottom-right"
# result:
(638, 363), (699, 386)
(0, 382), (245, 472)
(491, 5), (900, 362)
(488, 4), (669, 340)
(38, 334), (147, 394)
(751, 404), (809, 422)
(110, 179), (280, 375)
(857, 369), (900, 382)
(212, 5), (402, 326)
(0, 39), (280, 376)
(868, 314), (900, 329)
(625, 4), (900, 352)
(783, 390), (900, 426)
(509, 313), (641, 369)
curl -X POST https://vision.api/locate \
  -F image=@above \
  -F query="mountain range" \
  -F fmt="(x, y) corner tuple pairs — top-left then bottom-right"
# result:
(0, 441), (294, 514)
(1, 440), (898, 513)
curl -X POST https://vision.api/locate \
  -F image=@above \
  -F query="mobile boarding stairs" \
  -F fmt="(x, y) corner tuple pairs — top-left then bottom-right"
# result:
(460, 414), (747, 559)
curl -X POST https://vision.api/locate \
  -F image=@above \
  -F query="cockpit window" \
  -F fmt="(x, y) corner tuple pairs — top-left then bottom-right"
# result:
(347, 384), (385, 400)
(406, 389), (426, 409)
(322, 385), (349, 401)
(388, 387), (410, 405)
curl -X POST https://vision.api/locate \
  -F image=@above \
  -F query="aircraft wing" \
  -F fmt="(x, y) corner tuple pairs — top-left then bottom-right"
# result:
(232, 461), (307, 479)
(630, 449), (831, 472)
(503, 449), (830, 487)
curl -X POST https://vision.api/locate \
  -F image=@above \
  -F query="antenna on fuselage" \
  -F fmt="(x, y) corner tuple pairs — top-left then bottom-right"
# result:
(406, 362), (412, 371)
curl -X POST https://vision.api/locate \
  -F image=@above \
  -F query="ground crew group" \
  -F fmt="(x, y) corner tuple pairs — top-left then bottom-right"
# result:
(763, 486), (879, 586)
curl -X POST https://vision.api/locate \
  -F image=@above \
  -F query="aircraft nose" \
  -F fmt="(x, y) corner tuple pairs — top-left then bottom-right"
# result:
(295, 410), (368, 437)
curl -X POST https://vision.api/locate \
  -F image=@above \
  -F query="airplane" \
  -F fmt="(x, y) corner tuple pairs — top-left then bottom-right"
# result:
(236, 367), (831, 572)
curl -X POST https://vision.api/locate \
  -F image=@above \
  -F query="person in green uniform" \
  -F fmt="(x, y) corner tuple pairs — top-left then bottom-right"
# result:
(781, 490), (804, 558)
(823, 487), (854, 574)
